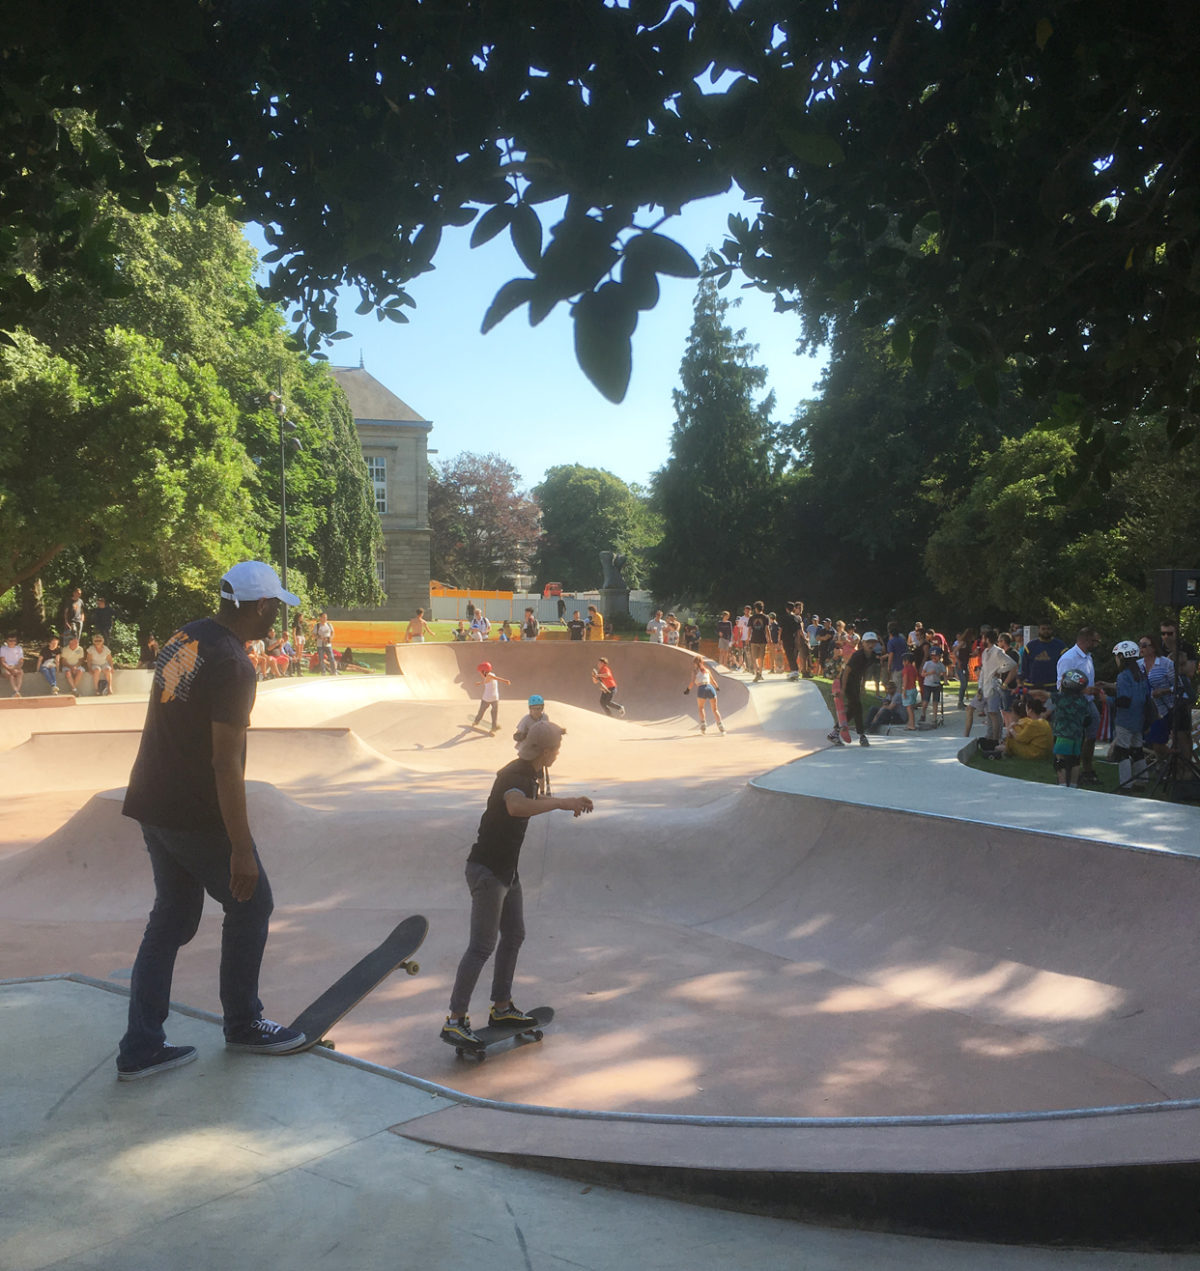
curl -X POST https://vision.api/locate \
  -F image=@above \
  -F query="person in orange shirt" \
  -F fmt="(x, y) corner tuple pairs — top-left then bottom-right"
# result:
(591, 656), (625, 717)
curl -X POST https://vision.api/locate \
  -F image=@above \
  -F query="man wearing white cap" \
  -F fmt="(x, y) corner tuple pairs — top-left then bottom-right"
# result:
(441, 718), (593, 1048)
(117, 561), (306, 1080)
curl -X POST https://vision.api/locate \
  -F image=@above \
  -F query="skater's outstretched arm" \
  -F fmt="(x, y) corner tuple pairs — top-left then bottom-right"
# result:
(504, 790), (594, 819)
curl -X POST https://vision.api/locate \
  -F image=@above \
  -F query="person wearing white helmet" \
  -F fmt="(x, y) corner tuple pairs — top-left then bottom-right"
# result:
(117, 561), (307, 1081)
(442, 718), (594, 1048)
(1108, 639), (1151, 789)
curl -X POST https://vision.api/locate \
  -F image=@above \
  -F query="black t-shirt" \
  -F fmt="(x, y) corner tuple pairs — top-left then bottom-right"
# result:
(38, 644), (61, 667)
(567, 619), (586, 641)
(748, 613), (770, 644)
(844, 648), (869, 694)
(123, 617), (256, 831)
(467, 759), (539, 886)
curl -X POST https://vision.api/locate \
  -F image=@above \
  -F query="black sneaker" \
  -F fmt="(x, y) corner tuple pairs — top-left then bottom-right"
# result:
(225, 1018), (307, 1053)
(489, 1003), (536, 1027)
(117, 1044), (198, 1082)
(441, 1016), (481, 1046)
(858, 734), (870, 746)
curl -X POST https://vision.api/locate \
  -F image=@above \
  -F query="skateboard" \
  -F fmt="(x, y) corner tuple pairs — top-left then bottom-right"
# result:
(287, 913), (427, 1053)
(445, 1006), (554, 1062)
(829, 677), (852, 745)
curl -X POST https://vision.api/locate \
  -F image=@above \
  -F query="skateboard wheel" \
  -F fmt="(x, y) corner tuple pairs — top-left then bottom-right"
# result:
(532, 1030), (543, 1041)
(402, 960), (420, 975)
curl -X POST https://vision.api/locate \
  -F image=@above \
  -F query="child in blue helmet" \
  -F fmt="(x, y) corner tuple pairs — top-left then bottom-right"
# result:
(512, 693), (564, 747)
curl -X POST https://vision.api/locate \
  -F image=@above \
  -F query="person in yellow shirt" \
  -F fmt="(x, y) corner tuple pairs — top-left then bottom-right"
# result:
(1003, 697), (1053, 760)
(586, 605), (604, 641)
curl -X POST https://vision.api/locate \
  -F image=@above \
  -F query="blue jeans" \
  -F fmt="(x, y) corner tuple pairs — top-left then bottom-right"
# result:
(40, 664), (57, 689)
(317, 646), (337, 674)
(449, 862), (525, 1017)
(119, 823), (274, 1065)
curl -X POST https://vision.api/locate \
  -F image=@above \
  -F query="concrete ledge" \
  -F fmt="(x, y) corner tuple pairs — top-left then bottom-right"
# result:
(5, 668), (152, 699)
(393, 1103), (1200, 1247)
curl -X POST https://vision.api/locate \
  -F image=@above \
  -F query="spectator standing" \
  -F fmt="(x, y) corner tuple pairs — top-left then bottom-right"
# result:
(901, 652), (920, 730)
(1158, 618), (1197, 759)
(290, 614), (306, 674)
(1, 634), (25, 697)
(405, 608), (434, 642)
(683, 619), (701, 652)
(779, 602), (799, 678)
(1108, 640), (1151, 788)
(471, 609), (492, 641)
(953, 628), (974, 708)
(1021, 622), (1066, 696)
(499, 620), (513, 642)
(1052, 669), (1092, 787)
(747, 601), (771, 682)
(567, 611), (586, 641)
(920, 646), (949, 724)
(38, 635), (62, 694)
(314, 611), (337, 674)
(886, 622), (908, 691)
(62, 588), (85, 641)
(665, 614), (681, 646)
(645, 610), (667, 643)
(117, 560), (306, 1080)
(715, 610), (733, 667)
(1141, 633), (1173, 755)
(91, 597), (115, 643)
(453, 620), (469, 642)
(522, 607), (540, 641)
(586, 605), (604, 642)
(979, 627), (1017, 745)
(1056, 627), (1102, 783)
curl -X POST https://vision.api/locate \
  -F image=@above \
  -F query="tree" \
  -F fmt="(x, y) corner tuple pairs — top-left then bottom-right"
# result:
(428, 453), (540, 590)
(650, 277), (781, 608)
(4, 2), (1197, 474)
(533, 465), (658, 590)
(781, 320), (1036, 619)
(0, 193), (382, 633)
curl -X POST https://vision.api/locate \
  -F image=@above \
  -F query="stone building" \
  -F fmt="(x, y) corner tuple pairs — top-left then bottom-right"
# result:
(329, 364), (432, 621)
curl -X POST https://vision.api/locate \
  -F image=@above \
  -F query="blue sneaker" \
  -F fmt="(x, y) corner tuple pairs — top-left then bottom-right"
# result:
(117, 1044), (198, 1082)
(225, 1018), (306, 1053)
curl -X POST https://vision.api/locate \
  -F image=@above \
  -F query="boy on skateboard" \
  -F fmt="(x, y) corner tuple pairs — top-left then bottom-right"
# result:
(441, 720), (594, 1046)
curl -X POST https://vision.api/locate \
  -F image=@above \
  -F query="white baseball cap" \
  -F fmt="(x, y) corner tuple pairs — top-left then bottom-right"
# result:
(219, 561), (299, 608)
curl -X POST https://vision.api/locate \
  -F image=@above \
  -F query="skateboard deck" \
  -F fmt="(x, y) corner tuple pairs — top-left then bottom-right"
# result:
(446, 1006), (554, 1062)
(287, 913), (427, 1053)
(830, 678), (852, 744)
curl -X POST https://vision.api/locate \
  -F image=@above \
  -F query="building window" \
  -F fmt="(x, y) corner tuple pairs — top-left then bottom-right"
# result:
(365, 456), (387, 513)
(375, 556), (387, 591)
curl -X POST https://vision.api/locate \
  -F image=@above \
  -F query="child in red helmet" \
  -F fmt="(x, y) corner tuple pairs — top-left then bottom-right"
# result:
(470, 661), (511, 733)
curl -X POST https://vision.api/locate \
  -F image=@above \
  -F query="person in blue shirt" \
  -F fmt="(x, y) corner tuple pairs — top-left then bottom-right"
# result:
(1107, 639), (1151, 788)
(1021, 622), (1067, 694)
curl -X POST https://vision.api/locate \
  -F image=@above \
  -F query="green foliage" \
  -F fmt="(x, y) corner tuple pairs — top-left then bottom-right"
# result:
(5, 3), (1196, 476)
(533, 465), (658, 590)
(650, 278), (783, 607)
(0, 193), (382, 628)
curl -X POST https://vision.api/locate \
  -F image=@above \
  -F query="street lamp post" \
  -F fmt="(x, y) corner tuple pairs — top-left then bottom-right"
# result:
(268, 389), (301, 635)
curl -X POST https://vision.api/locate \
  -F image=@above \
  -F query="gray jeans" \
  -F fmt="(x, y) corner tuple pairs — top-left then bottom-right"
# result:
(449, 861), (525, 1017)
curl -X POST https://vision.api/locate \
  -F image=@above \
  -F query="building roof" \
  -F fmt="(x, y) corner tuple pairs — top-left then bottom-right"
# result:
(331, 365), (430, 426)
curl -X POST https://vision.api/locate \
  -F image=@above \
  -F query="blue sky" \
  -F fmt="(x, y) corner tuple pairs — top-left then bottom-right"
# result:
(250, 192), (826, 491)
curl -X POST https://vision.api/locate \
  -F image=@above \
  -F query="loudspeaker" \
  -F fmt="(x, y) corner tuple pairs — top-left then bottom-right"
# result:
(1154, 569), (1200, 607)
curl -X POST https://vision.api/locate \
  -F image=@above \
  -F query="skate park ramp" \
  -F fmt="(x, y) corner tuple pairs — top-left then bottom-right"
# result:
(4, 640), (1200, 1246)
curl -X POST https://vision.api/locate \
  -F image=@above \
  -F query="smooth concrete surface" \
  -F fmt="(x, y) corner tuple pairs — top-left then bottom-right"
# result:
(6, 978), (1200, 1269)
(4, 644), (1200, 1256)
